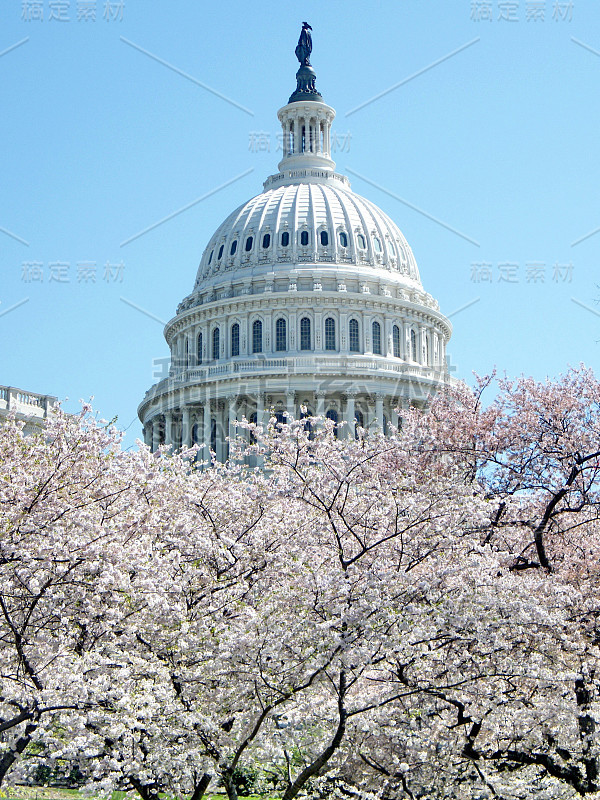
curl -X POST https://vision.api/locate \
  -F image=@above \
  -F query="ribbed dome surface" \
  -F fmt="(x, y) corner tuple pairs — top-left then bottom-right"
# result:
(194, 181), (421, 289)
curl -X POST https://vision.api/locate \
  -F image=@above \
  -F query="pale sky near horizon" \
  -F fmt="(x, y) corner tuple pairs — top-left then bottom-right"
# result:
(1, 0), (599, 446)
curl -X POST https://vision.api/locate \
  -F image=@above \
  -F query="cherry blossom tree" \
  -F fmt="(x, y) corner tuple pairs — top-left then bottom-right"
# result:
(64, 413), (493, 800)
(0, 407), (188, 789)
(4, 367), (600, 800)
(349, 367), (600, 799)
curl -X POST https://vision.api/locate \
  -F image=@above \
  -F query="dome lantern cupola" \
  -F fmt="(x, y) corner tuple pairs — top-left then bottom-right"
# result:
(275, 21), (336, 175)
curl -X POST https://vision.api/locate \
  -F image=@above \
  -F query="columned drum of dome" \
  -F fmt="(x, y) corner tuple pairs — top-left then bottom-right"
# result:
(138, 25), (453, 460)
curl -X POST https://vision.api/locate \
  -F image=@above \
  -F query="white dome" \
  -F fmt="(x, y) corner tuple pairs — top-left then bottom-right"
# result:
(139, 36), (454, 463)
(195, 180), (421, 290)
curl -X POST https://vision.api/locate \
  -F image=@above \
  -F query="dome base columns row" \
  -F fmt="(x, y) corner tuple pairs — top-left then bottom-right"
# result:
(143, 393), (411, 459)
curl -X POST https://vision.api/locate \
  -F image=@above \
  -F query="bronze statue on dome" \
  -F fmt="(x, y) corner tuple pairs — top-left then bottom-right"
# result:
(295, 21), (312, 66)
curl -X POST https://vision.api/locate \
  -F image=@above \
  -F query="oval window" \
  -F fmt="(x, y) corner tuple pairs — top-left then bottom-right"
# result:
(230, 240), (238, 256)
(300, 231), (309, 246)
(208, 249), (214, 264)
(262, 233), (271, 248)
(373, 236), (382, 253)
(245, 236), (253, 252)
(339, 231), (348, 248)
(357, 234), (366, 249)
(320, 230), (329, 246)
(218, 244), (224, 259)
(281, 231), (290, 247)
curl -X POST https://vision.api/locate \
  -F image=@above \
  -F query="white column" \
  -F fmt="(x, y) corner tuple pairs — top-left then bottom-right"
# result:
(340, 312), (349, 354)
(315, 311), (323, 351)
(375, 394), (384, 431)
(345, 393), (356, 440)
(385, 319), (393, 358)
(182, 408), (191, 449)
(316, 390), (326, 419)
(201, 402), (211, 464)
(256, 392), (265, 427)
(364, 315), (372, 355)
(293, 117), (300, 154)
(216, 402), (226, 463)
(267, 312), (274, 354)
(419, 326), (426, 365)
(227, 396), (237, 459)
(286, 391), (295, 421)
(289, 311), (297, 352)
(164, 411), (173, 448)
(152, 418), (161, 452)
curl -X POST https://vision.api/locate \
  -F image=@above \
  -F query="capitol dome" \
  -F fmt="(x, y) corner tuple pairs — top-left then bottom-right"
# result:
(139, 27), (452, 461)
(194, 181), (422, 290)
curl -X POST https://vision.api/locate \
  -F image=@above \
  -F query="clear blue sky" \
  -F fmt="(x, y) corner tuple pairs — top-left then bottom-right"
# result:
(1, 0), (599, 446)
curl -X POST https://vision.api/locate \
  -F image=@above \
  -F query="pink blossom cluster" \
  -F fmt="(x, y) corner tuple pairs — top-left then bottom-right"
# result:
(1, 368), (600, 800)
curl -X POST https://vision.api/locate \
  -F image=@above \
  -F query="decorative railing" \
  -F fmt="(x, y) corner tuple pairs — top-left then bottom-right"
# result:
(142, 357), (448, 403)
(0, 385), (57, 418)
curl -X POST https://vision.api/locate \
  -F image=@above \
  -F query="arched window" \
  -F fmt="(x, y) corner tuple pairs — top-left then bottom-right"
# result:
(320, 230), (329, 246)
(354, 409), (365, 440)
(262, 233), (271, 249)
(339, 231), (348, 248)
(325, 317), (336, 351)
(212, 327), (220, 361)
(393, 325), (401, 358)
(373, 236), (382, 253)
(276, 318), (287, 352)
(372, 321), (382, 355)
(245, 236), (253, 252)
(252, 320), (263, 354)
(231, 323), (240, 357)
(411, 329), (417, 362)
(300, 317), (311, 351)
(218, 244), (224, 259)
(197, 332), (203, 365)
(357, 234), (366, 249)
(208, 249), (214, 264)
(300, 230), (309, 246)
(349, 319), (360, 353)
(326, 409), (339, 438)
(184, 337), (189, 368)
(281, 231), (290, 247)
(230, 240), (237, 256)
(210, 418), (217, 453)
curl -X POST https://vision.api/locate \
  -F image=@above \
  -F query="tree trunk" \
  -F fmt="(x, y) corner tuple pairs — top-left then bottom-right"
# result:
(221, 769), (239, 800)
(282, 671), (348, 800)
(190, 773), (212, 800)
(0, 722), (37, 787)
